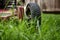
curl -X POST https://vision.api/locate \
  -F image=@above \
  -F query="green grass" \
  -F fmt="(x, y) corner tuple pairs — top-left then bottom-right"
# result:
(0, 13), (60, 40)
(41, 13), (60, 40)
(0, 16), (40, 40)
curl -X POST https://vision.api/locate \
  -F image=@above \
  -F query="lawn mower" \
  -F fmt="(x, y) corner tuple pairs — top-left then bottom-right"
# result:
(0, 0), (41, 26)
(0, 0), (24, 20)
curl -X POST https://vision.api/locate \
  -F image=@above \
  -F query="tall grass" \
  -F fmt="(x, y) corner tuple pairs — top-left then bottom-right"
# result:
(41, 14), (60, 40)
(0, 16), (40, 40)
(0, 13), (60, 40)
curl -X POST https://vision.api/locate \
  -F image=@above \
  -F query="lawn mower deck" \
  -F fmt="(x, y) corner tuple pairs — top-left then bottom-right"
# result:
(0, 0), (24, 19)
(0, 9), (16, 19)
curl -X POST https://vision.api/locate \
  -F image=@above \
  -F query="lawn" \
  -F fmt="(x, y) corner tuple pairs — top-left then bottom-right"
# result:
(41, 13), (60, 40)
(0, 13), (60, 40)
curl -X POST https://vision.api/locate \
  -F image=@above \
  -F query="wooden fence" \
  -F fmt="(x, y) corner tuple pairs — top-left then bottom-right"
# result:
(24, 0), (60, 12)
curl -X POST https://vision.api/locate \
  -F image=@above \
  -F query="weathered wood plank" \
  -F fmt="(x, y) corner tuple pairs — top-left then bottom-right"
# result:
(24, 0), (60, 11)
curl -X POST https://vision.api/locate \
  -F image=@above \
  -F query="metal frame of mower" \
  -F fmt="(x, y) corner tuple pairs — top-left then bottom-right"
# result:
(0, 0), (41, 26)
(0, 0), (24, 19)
